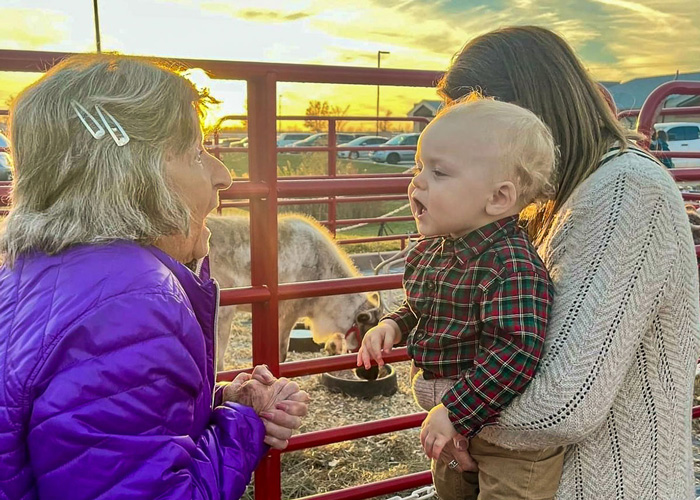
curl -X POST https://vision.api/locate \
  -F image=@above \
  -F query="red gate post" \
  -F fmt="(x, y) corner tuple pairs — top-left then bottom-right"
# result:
(247, 71), (282, 500)
(637, 81), (700, 149)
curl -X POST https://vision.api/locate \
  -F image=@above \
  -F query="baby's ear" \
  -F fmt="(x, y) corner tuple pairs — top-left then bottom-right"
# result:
(485, 181), (518, 217)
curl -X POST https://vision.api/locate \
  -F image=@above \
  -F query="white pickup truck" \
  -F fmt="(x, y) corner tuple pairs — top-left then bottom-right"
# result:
(654, 122), (700, 167)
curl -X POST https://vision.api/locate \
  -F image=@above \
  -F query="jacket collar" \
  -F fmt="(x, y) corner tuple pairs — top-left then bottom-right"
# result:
(144, 246), (217, 328)
(145, 245), (218, 388)
(440, 215), (520, 264)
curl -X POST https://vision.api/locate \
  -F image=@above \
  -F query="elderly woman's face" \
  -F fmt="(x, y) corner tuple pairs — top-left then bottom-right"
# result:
(158, 127), (231, 265)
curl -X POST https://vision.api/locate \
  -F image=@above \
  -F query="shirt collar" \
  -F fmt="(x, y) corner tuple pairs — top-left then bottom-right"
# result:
(441, 215), (521, 264)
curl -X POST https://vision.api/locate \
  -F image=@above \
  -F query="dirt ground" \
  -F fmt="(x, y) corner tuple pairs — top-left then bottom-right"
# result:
(224, 313), (700, 500)
(223, 312), (430, 500)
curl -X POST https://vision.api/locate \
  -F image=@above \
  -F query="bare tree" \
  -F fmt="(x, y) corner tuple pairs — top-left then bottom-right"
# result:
(304, 100), (351, 132)
(378, 110), (393, 132)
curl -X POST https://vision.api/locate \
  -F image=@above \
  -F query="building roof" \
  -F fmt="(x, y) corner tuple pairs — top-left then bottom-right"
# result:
(604, 71), (700, 110)
(407, 100), (443, 116)
(406, 73), (700, 116)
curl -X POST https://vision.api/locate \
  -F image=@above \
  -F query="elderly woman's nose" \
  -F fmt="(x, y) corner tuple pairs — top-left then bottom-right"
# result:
(210, 155), (232, 190)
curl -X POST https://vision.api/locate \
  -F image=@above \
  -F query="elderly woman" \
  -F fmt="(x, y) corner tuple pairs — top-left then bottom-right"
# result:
(0, 54), (308, 500)
(410, 27), (700, 500)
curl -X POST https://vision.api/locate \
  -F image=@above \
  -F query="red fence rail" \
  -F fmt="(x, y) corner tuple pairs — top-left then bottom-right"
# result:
(1, 51), (700, 500)
(212, 113), (424, 244)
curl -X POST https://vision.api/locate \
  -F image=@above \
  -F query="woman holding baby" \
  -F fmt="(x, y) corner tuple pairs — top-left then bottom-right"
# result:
(362, 26), (700, 500)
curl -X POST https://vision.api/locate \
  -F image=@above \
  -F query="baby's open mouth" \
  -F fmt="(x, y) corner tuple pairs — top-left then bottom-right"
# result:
(414, 199), (426, 216)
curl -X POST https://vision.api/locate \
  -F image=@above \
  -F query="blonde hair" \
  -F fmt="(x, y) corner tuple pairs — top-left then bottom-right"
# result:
(435, 95), (556, 207)
(437, 26), (639, 245)
(0, 54), (214, 264)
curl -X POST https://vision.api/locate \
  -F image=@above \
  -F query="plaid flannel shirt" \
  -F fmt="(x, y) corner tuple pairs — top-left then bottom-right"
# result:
(385, 215), (552, 437)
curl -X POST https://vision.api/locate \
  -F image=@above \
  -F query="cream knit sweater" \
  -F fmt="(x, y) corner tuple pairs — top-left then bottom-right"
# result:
(411, 148), (700, 499)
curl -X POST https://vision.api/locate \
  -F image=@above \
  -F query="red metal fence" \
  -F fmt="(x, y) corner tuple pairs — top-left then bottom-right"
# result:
(210, 114), (425, 248)
(1, 50), (700, 499)
(0, 49), (439, 499)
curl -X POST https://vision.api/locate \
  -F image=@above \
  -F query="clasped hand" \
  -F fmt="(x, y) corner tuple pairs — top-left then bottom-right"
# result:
(223, 365), (310, 450)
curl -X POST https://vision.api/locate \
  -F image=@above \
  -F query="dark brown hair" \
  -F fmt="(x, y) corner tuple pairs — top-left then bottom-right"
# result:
(437, 26), (638, 245)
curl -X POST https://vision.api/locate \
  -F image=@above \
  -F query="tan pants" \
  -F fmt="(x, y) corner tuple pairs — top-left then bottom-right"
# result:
(431, 435), (565, 500)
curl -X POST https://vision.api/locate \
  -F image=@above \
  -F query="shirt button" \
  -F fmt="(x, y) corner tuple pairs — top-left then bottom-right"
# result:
(426, 281), (435, 291)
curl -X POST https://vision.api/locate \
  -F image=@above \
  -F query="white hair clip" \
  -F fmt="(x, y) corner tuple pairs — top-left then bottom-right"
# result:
(95, 104), (130, 147)
(70, 100), (130, 147)
(70, 100), (105, 140)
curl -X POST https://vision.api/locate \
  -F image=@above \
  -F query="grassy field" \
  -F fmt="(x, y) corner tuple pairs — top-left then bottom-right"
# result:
(220, 151), (412, 178)
(219, 152), (417, 253)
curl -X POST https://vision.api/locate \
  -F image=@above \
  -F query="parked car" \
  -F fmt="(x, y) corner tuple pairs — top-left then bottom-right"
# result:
(277, 133), (311, 147)
(225, 137), (248, 148)
(654, 122), (700, 167)
(370, 133), (420, 164)
(0, 152), (12, 181)
(291, 133), (356, 148)
(0, 133), (11, 181)
(337, 136), (388, 159)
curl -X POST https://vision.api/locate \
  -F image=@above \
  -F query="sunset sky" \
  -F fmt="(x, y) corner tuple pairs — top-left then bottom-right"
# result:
(1, 0), (699, 128)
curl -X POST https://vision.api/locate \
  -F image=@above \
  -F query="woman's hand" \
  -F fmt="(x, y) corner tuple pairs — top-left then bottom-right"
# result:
(225, 365), (276, 400)
(223, 365), (310, 450)
(260, 390), (310, 449)
(439, 435), (478, 472)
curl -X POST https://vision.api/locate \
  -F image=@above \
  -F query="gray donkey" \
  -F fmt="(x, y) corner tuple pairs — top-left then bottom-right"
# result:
(207, 214), (381, 370)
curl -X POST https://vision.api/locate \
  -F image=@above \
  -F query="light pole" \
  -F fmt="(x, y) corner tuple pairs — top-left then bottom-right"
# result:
(93, 0), (102, 53)
(277, 95), (282, 134)
(376, 50), (390, 136)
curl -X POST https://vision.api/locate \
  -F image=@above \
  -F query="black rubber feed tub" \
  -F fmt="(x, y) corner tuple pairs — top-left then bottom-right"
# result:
(320, 364), (398, 398)
(288, 328), (323, 353)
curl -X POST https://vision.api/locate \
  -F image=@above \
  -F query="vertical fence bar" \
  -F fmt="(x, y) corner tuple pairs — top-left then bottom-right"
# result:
(248, 72), (282, 500)
(327, 118), (338, 236)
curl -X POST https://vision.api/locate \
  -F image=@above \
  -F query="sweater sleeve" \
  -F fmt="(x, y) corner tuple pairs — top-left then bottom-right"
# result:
(27, 291), (266, 500)
(478, 164), (681, 449)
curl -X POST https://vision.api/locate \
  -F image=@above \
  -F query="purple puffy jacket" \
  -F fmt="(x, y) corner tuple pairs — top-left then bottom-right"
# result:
(0, 241), (267, 499)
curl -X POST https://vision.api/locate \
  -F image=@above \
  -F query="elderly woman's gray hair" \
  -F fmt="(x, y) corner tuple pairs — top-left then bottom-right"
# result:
(0, 54), (214, 264)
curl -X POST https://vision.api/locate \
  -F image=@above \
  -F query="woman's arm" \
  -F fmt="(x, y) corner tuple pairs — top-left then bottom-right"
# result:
(28, 291), (266, 500)
(477, 165), (683, 449)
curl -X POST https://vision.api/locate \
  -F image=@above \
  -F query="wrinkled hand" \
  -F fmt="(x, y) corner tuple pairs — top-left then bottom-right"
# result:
(439, 435), (477, 472)
(225, 365), (277, 401)
(223, 365), (310, 450)
(420, 404), (459, 460)
(259, 390), (310, 449)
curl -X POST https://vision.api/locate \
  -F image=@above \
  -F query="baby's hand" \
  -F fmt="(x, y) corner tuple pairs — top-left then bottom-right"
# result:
(356, 320), (400, 369)
(420, 404), (459, 460)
